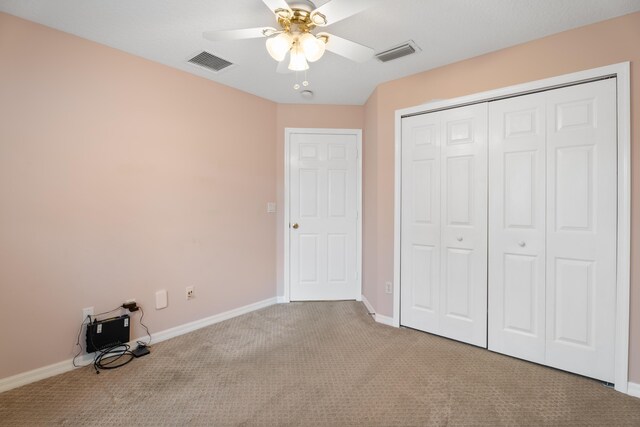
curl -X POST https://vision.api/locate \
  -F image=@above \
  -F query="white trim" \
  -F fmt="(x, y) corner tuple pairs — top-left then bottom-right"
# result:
(628, 382), (640, 399)
(393, 62), (631, 393)
(361, 294), (375, 314)
(148, 297), (278, 344)
(393, 102), (402, 328)
(276, 296), (288, 304)
(0, 297), (278, 394)
(614, 63), (631, 394)
(283, 128), (363, 302)
(375, 314), (395, 327)
(0, 358), (79, 395)
(361, 294), (393, 326)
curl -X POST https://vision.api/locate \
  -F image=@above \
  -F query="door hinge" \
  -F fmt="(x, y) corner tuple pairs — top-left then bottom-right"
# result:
(356, 211), (359, 219)
(356, 148), (359, 159)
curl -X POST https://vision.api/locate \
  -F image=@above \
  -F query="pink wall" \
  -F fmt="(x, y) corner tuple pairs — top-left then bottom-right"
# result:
(362, 12), (640, 381)
(0, 13), (277, 379)
(275, 104), (364, 297)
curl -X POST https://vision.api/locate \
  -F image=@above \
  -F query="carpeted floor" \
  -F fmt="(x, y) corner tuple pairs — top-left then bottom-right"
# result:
(1, 301), (640, 426)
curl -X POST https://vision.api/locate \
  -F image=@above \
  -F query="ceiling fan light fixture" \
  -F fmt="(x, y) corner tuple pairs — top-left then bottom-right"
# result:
(299, 32), (325, 62)
(288, 44), (309, 71)
(310, 11), (327, 26)
(266, 32), (293, 61)
(274, 8), (292, 20)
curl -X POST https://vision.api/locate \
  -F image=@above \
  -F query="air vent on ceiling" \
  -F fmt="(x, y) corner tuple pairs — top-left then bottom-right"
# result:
(375, 40), (421, 63)
(188, 51), (233, 72)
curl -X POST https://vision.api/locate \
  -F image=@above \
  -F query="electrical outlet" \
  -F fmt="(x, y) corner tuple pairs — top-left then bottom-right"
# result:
(385, 282), (393, 294)
(186, 286), (195, 300)
(125, 298), (135, 305)
(82, 306), (94, 322)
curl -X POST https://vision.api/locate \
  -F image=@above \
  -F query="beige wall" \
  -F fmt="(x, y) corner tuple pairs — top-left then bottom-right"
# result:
(274, 104), (364, 297)
(362, 12), (640, 381)
(0, 13), (277, 379)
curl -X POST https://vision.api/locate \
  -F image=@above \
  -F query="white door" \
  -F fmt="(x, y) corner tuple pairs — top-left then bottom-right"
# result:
(401, 103), (488, 347)
(288, 130), (360, 301)
(400, 112), (442, 332)
(488, 92), (547, 363)
(545, 79), (617, 382)
(488, 79), (617, 382)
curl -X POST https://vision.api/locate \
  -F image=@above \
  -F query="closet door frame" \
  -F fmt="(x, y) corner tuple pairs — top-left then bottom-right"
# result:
(393, 62), (631, 394)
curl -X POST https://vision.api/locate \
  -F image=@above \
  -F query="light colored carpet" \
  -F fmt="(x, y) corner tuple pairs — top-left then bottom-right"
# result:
(1, 301), (640, 426)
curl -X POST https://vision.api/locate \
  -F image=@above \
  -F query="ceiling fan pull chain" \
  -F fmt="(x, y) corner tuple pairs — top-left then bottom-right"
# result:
(293, 70), (300, 90)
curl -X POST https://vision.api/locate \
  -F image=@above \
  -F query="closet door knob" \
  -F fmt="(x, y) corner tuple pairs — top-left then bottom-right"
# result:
(518, 241), (526, 247)
(292, 223), (299, 229)
(456, 236), (463, 242)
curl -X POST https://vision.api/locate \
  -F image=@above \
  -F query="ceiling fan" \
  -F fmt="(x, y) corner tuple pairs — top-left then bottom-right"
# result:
(203, 0), (375, 73)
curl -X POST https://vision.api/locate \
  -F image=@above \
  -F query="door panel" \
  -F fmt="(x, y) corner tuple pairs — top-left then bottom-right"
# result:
(289, 132), (358, 301)
(444, 248), (472, 320)
(411, 244), (436, 310)
(446, 156), (473, 225)
(401, 104), (487, 347)
(439, 104), (488, 347)
(503, 253), (538, 335)
(401, 113), (442, 331)
(488, 91), (546, 363)
(545, 79), (617, 382)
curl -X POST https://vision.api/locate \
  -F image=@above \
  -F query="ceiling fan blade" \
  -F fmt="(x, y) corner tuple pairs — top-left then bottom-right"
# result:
(261, 0), (292, 15)
(203, 27), (276, 42)
(311, 0), (374, 26)
(322, 33), (374, 62)
(276, 53), (292, 73)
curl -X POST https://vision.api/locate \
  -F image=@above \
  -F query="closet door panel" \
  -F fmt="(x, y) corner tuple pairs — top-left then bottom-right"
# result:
(545, 79), (617, 382)
(440, 103), (488, 347)
(488, 93), (546, 363)
(400, 113), (442, 332)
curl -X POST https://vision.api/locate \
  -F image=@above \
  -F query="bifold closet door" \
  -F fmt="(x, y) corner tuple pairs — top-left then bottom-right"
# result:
(545, 79), (617, 382)
(488, 92), (547, 364)
(488, 79), (617, 382)
(401, 103), (488, 347)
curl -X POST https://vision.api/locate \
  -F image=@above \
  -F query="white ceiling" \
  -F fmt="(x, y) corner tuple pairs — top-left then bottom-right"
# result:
(2, 0), (639, 105)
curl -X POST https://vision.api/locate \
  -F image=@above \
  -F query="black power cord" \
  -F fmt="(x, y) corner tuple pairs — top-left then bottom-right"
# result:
(92, 343), (135, 373)
(136, 306), (152, 346)
(72, 315), (93, 368)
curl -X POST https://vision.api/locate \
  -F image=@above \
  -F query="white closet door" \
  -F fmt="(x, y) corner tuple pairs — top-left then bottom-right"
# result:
(545, 79), (617, 382)
(400, 112), (442, 332)
(401, 104), (487, 347)
(439, 104), (488, 347)
(488, 92), (546, 363)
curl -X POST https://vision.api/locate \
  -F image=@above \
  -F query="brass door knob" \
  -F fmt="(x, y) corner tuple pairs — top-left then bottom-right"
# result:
(292, 223), (299, 229)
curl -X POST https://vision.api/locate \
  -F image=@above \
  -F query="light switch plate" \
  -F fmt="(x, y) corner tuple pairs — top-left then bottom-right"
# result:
(156, 290), (168, 310)
(267, 202), (276, 213)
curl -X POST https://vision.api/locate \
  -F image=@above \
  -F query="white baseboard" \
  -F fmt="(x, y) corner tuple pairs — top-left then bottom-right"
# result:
(360, 295), (395, 327)
(375, 314), (395, 326)
(149, 297), (277, 345)
(627, 382), (640, 398)
(277, 296), (289, 304)
(0, 297), (278, 394)
(361, 294), (375, 314)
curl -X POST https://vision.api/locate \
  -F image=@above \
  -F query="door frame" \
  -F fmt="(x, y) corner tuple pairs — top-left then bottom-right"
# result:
(393, 62), (631, 393)
(283, 128), (363, 303)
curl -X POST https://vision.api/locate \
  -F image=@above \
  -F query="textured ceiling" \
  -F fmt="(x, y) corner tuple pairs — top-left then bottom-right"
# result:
(1, 0), (639, 105)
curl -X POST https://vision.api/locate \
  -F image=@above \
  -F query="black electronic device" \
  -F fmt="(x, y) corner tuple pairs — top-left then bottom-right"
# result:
(86, 314), (130, 353)
(132, 344), (150, 358)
